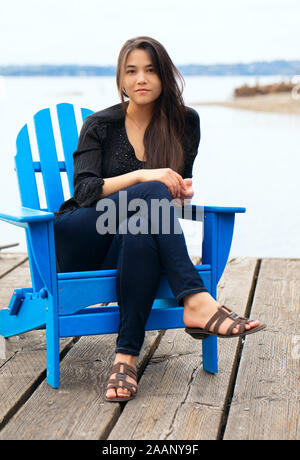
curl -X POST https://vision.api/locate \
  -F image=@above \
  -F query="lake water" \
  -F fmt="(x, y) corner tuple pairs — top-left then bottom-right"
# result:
(0, 75), (299, 258)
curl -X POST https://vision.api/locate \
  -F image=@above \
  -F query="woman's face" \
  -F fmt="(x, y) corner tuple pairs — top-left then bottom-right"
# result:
(122, 49), (162, 107)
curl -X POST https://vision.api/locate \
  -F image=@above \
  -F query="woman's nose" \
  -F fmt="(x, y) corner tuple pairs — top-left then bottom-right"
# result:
(137, 71), (147, 83)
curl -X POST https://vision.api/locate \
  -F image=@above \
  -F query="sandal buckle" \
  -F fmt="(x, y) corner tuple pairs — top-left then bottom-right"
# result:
(229, 312), (239, 320)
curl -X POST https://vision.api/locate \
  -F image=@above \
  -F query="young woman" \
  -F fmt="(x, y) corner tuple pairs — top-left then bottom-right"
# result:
(54, 36), (265, 403)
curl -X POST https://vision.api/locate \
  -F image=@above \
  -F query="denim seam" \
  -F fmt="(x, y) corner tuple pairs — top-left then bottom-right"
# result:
(115, 346), (139, 355)
(118, 233), (126, 336)
(176, 286), (208, 302)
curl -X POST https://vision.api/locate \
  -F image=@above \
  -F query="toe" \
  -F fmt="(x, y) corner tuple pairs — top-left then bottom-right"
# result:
(248, 320), (259, 329)
(106, 389), (117, 399)
(117, 388), (130, 398)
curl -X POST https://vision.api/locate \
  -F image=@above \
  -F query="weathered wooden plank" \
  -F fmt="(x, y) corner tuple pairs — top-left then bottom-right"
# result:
(108, 257), (258, 440)
(224, 258), (300, 440)
(0, 258), (73, 429)
(0, 330), (163, 440)
(0, 345), (60, 429)
(0, 252), (28, 279)
(0, 256), (31, 361)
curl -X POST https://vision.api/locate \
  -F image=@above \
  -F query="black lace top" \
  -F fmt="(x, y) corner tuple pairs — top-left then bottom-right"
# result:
(56, 102), (201, 215)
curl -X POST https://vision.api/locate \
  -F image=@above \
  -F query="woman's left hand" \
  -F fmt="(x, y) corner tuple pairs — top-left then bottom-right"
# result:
(173, 178), (194, 206)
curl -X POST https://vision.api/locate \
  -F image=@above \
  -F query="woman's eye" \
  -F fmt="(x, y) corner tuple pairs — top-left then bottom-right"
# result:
(126, 69), (155, 74)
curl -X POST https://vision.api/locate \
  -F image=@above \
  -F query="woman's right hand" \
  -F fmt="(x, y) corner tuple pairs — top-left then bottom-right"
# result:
(137, 168), (187, 199)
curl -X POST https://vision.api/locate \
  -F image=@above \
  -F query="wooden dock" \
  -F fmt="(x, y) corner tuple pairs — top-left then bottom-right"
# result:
(0, 252), (299, 440)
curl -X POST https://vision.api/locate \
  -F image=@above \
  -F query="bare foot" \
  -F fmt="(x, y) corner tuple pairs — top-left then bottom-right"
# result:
(183, 292), (260, 335)
(105, 353), (137, 400)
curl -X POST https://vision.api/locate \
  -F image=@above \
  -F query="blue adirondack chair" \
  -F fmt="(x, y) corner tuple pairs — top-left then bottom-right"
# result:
(0, 103), (245, 388)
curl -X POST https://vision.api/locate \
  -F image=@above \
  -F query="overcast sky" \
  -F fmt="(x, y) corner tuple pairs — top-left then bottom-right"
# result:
(0, 0), (299, 66)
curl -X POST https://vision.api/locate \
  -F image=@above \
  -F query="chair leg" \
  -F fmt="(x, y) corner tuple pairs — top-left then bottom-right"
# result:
(45, 299), (60, 388)
(202, 336), (218, 374)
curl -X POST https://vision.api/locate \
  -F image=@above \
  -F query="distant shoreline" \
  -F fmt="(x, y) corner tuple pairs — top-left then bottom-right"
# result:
(0, 59), (300, 77)
(193, 92), (300, 115)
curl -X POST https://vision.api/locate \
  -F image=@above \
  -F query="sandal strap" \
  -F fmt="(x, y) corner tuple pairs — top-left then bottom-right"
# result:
(107, 361), (138, 395)
(205, 305), (250, 336)
(111, 362), (137, 379)
(204, 305), (228, 331)
(107, 379), (137, 393)
(204, 305), (233, 332)
(226, 318), (246, 335)
(213, 309), (234, 333)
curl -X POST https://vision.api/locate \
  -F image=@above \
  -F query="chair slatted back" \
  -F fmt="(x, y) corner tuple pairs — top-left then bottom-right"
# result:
(57, 104), (79, 196)
(15, 103), (93, 212)
(15, 125), (40, 209)
(34, 107), (65, 211)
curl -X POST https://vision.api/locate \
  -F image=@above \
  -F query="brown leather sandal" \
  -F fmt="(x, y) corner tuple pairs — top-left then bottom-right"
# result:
(185, 305), (266, 339)
(105, 362), (137, 402)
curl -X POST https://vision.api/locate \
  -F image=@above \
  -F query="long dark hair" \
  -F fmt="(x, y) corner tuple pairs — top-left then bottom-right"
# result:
(116, 36), (186, 175)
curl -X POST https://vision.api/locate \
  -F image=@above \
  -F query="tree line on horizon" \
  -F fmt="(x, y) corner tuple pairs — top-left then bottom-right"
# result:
(0, 60), (299, 77)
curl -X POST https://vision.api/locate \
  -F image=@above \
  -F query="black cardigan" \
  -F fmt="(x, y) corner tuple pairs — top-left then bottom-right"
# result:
(56, 102), (201, 215)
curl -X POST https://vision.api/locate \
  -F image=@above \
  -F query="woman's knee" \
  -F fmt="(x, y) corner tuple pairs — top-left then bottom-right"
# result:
(135, 180), (170, 200)
(146, 180), (170, 197)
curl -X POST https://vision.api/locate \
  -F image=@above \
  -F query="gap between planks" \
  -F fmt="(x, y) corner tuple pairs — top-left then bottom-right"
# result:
(217, 259), (262, 439)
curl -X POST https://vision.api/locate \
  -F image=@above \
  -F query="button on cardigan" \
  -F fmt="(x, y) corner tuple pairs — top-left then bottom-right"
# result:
(56, 102), (201, 215)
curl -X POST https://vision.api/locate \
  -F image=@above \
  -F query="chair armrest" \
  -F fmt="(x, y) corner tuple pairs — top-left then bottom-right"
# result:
(0, 206), (57, 294)
(203, 205), (246, 214)
(0, 206), (54, 227)
(177, 204), (246, 222)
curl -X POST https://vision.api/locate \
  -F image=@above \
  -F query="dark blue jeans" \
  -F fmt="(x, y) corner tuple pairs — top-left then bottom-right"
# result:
(54, 181), (208, 356)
